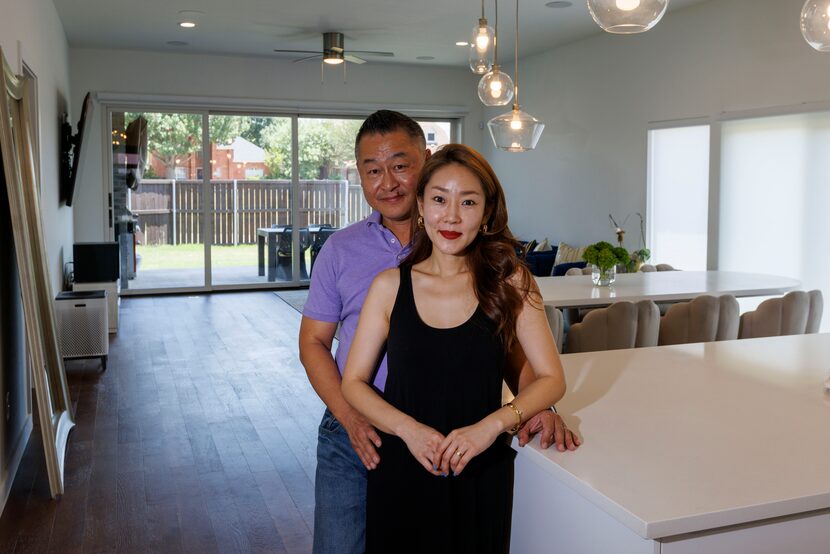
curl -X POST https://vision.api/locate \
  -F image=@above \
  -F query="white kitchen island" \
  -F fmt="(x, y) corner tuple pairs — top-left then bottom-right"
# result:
(511, 334), (830, 553)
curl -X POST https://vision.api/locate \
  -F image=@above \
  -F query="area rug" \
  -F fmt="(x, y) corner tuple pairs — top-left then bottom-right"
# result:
(274, 289), (310, 314)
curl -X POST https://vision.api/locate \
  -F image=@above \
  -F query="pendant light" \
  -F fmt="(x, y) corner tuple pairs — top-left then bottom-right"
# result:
(487, 0), (544, 152)
(801, 0), (830, 51)
(586, 0), (669, 34)
(469, 0), (496, 74)
(478, 0), (514, 106)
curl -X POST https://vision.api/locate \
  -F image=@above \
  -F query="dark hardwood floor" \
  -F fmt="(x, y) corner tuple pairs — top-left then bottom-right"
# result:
(0, 292), (322, 553)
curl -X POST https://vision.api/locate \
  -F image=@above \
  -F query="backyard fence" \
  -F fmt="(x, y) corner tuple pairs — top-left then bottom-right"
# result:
(130, 179), (372, 246)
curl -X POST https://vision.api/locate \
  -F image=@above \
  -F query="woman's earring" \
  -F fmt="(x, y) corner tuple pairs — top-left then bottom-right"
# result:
(417, 215), (424, 228)
(480, 223), (488, 234)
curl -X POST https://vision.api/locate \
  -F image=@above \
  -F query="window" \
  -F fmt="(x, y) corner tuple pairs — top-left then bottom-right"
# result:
(647, 125), (710, 271)
(719, 111), (830, 330)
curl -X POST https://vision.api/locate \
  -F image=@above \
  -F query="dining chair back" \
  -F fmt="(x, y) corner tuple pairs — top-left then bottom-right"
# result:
(544, 305), (565, 352)
(658, 294), (739, 346)
(738, 290), (824, 339)
(564, 300), (660, 353)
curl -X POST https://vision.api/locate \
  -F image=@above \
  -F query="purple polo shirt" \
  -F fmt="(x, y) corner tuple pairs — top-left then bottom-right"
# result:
(303, 211), (409, 392)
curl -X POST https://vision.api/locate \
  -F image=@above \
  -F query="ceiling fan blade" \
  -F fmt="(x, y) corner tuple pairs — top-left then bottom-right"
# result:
(344, 55), (366, 64)
(292, 54), (323, 63)
(330, 46), (344, 53)
(349, 50), (394, 57)
(273, 49), (321, 54)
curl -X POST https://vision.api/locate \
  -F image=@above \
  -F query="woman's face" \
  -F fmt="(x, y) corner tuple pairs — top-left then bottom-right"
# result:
(418, 163), (487, 257)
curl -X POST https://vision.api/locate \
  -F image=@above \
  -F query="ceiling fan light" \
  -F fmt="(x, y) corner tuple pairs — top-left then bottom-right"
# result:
(324, 51), (344, 64)
(801, 0), (830, 51)
(586, 0), (669, 34)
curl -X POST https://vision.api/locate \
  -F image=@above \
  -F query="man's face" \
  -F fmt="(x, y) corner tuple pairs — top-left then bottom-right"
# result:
(356, 130), (429, 224)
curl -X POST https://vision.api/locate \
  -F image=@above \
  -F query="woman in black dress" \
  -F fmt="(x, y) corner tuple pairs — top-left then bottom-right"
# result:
(342, 144), (566, 553)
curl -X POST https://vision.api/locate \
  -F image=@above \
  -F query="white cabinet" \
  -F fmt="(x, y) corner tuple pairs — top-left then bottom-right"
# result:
(72, 280), (119, 333)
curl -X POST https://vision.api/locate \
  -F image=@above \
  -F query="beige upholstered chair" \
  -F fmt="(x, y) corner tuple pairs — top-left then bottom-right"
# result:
(563, 267), (592, 324)
(639, 264), (656, 272)
(656, 264), (676, 271)
(564, 300), (660, 353)
(544, 305), (565, 352)
(658, 295), (739, 346)
(738, 290), (824, 339)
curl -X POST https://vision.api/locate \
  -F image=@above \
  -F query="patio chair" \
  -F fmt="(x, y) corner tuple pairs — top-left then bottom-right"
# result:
(276, 226), (311, 281)
(310, 225), (338, 275)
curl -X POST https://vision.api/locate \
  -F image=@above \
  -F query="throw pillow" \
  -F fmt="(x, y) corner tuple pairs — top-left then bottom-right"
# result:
(534, 238), (552, 252)
(554, 242), (586, 266)
(522, 240), (538, 257)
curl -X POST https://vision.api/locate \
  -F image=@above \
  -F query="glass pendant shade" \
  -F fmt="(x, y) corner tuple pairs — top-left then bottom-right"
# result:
(586, 0), (669, 34)
(801, 0), (830, 51)
(469, 19), (496, 74)
(477, 66), (514, 106)
(487, 107), (545, 152)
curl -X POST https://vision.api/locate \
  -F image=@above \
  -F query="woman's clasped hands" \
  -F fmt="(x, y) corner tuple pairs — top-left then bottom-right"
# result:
(399, 418), (501, 477)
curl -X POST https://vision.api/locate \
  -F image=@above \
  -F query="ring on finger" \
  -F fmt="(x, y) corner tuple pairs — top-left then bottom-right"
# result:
(454, 450), (463, 458)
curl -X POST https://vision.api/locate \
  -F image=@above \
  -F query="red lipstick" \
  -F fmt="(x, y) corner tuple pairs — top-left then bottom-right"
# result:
(439, 231), (461, 240)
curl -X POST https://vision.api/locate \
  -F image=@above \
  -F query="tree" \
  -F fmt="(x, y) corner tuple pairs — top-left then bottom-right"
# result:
(260, 118), (361, 180)
(124, 113), (250, 178)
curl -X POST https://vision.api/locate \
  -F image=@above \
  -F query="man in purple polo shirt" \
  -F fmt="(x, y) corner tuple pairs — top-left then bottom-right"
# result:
(299, 110), (579, 554)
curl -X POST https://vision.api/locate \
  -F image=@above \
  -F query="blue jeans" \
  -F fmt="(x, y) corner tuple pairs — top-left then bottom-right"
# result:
(313, 409), (368, 554)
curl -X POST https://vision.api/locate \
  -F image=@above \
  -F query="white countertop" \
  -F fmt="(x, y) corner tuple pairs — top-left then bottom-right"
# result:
(516, 333), (830, 539)
(535, 270), (800, 308)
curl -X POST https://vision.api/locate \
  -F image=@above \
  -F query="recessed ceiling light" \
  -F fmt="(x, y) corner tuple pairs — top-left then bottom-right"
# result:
(178, 10), (203, 28)
(167, 41), (189, 46)
(456, 41), (469, 46)
(416, 56), (435, 60)
(545, 1), (573, 7)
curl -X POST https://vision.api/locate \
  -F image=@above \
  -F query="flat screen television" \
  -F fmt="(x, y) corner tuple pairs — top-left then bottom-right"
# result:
(60, 92), (92, 207)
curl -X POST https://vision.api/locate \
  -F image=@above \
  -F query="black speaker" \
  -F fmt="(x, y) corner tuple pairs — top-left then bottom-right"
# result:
(73, 242), (120, 283)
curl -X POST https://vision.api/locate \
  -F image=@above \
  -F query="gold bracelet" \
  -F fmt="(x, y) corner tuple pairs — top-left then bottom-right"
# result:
(505, 402), (523, 435)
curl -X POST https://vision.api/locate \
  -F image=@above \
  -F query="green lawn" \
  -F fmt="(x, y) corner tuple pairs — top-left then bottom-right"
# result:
(137, 244), (265, 270)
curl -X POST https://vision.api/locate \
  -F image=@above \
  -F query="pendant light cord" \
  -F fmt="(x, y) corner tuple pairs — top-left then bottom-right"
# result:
(481, 0), (485, 19)
(514, 0), (520, 108)
(494, 0), (499, 65)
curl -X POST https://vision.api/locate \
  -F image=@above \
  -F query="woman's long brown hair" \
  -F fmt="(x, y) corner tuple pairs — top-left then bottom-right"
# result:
(400, 144), (536, 351)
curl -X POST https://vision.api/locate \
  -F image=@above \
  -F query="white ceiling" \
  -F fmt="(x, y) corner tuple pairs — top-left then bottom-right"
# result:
(53, 0), (710, 67)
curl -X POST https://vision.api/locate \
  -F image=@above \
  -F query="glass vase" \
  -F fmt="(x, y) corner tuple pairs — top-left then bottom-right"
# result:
(591, 264), (616, 286)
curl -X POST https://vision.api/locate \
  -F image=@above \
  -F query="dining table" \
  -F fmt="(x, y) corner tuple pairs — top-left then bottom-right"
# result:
(534, 270), (801, 309)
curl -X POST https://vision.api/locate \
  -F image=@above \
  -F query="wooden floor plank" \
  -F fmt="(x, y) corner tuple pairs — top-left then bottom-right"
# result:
(0, 292), (322, 553)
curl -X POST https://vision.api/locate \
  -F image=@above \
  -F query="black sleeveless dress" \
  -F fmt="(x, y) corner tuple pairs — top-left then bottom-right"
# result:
(365, 266), (516, 554)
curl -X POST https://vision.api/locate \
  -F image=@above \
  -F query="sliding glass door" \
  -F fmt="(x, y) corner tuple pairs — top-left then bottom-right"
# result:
(110, 107), (456, 294)
(113, 110), (206, 291)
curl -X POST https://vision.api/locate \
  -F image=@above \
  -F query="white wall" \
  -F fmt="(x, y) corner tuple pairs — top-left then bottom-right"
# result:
(1, 0), (73, 291)
(484, 0), (830, 246)
(0, 0), (71, 515)
(68, 48), (484, 241)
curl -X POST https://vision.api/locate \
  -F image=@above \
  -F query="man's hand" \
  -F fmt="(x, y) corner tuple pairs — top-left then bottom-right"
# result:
(340, 408), (383, 470)
(517, 409), (580, 451)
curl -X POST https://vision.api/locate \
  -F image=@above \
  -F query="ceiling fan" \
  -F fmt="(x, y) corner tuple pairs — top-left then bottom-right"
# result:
(273, 32), (394, 65)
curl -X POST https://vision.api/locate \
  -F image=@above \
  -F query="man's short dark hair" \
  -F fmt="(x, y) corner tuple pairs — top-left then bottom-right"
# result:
(354, 110), (426, 158)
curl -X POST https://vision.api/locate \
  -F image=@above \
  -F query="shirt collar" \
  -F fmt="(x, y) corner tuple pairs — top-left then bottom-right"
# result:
(366, 211), (383, 227)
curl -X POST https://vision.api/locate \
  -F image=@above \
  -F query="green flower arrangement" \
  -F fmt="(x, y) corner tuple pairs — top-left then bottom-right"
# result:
(583, 241), (630, 271)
